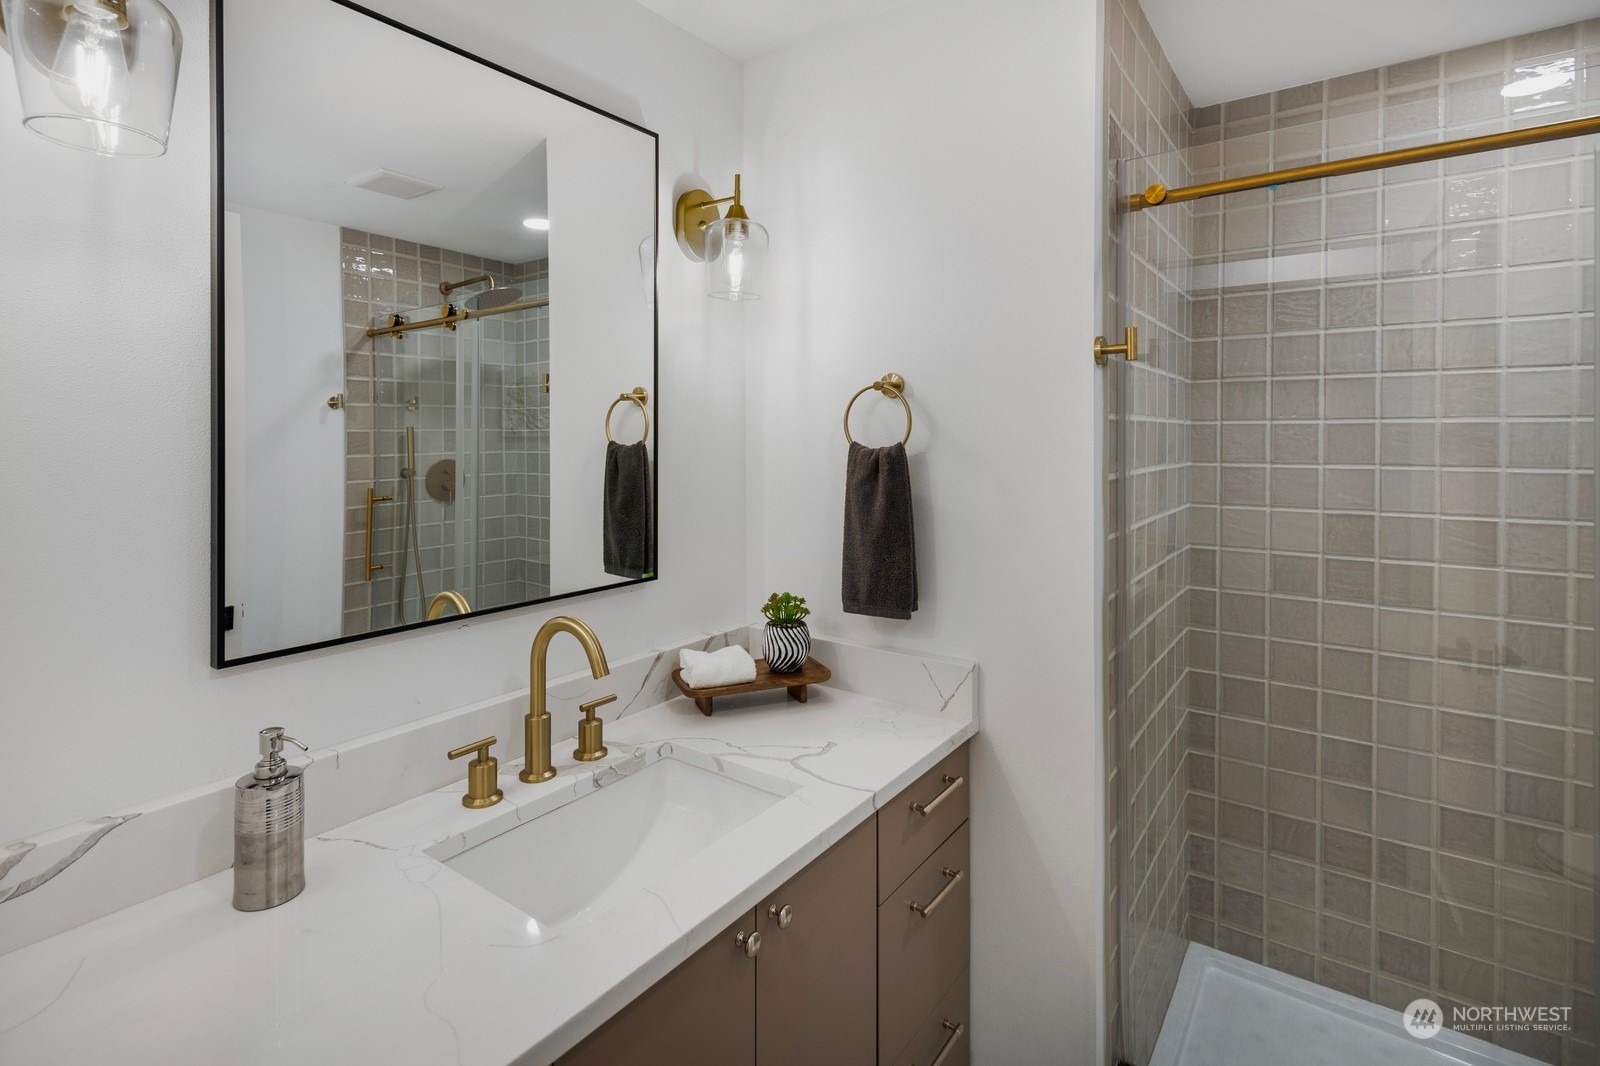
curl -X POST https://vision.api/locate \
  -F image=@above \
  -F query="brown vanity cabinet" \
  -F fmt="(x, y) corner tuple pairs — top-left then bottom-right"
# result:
(558, 742), (971, 1066)
(877, 746), (970, 1066)
(555, 907), (759, 1066)
(756, 817), (877, 1066)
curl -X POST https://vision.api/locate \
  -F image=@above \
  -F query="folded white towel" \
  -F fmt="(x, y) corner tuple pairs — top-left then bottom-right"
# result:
(679, 645), (758, 689)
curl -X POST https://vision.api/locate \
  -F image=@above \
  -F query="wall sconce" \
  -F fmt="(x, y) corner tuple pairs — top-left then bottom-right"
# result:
(0, 0), (182, 156)
(674, 174), (768, 301)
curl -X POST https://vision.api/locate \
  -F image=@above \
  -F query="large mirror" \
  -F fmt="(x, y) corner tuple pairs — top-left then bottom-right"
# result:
(212, 0), (658, 667)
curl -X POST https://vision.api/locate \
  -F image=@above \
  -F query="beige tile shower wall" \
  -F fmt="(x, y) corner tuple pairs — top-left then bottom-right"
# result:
(1104, 0), (1194, 1061)
(1183, 21), (1599, 1066)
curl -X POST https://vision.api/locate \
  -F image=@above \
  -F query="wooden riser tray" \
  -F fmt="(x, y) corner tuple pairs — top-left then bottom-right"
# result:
(671, 657), (832, 716)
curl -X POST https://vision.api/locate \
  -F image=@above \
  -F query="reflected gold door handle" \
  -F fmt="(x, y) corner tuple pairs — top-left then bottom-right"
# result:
(365, 488), (393, 581)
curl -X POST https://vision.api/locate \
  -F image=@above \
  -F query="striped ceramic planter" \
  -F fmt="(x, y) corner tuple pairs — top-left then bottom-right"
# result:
(763, 621), (810, 674)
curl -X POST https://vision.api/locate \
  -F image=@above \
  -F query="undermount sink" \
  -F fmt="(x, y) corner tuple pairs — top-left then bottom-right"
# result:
(437, 757), (787, 934)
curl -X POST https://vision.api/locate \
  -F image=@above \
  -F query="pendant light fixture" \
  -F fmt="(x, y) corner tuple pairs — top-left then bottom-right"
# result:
(1, 0), (182, 157)
(674, 174), (768, 301)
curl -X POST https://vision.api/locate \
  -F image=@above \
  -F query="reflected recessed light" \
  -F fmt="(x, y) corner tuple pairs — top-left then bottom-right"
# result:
(1501, 63), (1574, 98)
(522, 217), (550, 230)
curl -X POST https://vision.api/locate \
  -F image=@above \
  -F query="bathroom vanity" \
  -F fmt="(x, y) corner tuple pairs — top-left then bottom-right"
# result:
(559, 744), (971, 1066)
(0, 631), (975, 1066)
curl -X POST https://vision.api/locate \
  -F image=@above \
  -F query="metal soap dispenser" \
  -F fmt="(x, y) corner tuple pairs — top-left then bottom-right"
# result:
(233, 726), (308, 912)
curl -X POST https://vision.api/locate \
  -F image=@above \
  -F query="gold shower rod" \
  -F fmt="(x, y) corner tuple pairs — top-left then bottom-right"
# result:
(365, 295), (550, 338)
(1127, 114), (1600, 211)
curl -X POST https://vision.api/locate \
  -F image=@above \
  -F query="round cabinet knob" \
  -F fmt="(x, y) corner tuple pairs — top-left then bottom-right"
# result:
(768, 903), (795, 929)
(736, 930), (762, 959)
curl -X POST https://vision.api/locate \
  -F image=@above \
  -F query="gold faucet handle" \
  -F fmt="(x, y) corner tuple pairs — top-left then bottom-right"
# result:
(447, 736), (504, 810)
(579, 693), (618, 719)
(574, 695), (615, 763)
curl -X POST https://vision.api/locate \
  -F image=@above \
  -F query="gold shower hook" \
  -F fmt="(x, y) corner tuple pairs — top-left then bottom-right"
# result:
(1093, 326), (1137, 365)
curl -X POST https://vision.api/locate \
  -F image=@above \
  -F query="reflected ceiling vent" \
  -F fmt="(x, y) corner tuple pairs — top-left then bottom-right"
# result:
(346, 168), (444, 200)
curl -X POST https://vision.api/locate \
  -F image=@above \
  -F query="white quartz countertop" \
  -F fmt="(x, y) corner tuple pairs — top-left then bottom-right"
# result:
(0, 676), (974, 1065)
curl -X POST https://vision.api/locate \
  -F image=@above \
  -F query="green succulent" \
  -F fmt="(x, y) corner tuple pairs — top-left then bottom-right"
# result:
(761, 592), (811, 624)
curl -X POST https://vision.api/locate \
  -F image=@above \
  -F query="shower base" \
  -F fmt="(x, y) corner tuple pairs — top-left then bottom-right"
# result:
(1149, 944), (1545, 1066)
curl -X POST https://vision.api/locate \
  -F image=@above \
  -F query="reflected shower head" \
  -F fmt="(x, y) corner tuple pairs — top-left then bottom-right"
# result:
(468, 286), (525, 311)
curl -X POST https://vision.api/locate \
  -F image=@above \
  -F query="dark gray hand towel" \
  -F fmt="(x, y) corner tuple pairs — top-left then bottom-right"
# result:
(842, 441), (918, 619)
(604, 440), (652, 579)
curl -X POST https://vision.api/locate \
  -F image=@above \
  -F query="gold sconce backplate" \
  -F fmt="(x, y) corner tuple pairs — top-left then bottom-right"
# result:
(674, 187), (720, 262)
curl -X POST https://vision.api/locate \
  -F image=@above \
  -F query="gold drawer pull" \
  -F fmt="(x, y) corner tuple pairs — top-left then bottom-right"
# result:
(909, 867), (964, 919)
(922, 1020), (965, 1066)
(910, 774), (964, 817)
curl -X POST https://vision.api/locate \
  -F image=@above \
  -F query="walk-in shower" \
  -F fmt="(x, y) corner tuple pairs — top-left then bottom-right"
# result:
(1108, 26), (1599, 1066)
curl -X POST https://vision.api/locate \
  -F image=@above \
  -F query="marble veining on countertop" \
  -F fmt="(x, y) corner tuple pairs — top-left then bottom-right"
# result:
(0, 636), (975, 1066)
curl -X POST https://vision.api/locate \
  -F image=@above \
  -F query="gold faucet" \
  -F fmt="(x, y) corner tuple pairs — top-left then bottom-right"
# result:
(520, 616), (612, 783)
(426, 589), (471, 620)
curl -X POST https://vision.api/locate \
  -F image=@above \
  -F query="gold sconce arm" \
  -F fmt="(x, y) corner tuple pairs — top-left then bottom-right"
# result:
(675, 173), (748, 260)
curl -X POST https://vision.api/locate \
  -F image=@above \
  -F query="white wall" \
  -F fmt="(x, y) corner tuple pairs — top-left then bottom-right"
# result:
(742, 0), (1104, 1059)
(1, 0), (1113, 1055)
(547, 115), (656, 591)
(225, 205), (345, 657)
(0, 0), (747, 844)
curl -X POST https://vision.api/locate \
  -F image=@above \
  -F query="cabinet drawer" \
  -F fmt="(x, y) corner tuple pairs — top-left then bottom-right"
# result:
(878, 743), (969, 903)
(878, 820), (970, 1064)
(889, 968), (969, 1066)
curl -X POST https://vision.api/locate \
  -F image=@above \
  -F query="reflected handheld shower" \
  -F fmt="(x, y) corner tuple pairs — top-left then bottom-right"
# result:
(393, 424), (427, 625)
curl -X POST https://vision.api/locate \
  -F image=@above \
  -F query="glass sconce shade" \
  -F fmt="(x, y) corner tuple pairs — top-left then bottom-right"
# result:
(3, 0), (182, 156)
(638, 234), (656, 307)
(703, 216), (767, 301)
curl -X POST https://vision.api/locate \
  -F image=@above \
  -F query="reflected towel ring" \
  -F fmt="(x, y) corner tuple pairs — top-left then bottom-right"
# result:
(605, 387), (650, 444)
(843, 373), (911, 445)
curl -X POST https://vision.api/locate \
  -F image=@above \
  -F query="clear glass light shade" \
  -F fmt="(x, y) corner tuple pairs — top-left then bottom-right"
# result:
(2, 0), (182, 156)
(703, 216), (767, 301)
(638, 234), (656, 308)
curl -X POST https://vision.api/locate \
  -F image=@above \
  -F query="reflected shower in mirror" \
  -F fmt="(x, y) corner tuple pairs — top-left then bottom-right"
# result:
(214, 0), (657, 666)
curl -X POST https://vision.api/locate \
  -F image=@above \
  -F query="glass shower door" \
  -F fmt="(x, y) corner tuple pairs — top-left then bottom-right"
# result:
(1114, 130), (1599, 1066)
(1112, 142), (1199, 1066)
(370, 301), (466, 627)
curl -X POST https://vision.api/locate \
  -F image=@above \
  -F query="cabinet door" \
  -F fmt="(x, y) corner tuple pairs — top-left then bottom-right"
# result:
(756, 818), (877, 1066)
(557, 910), (757, 1066)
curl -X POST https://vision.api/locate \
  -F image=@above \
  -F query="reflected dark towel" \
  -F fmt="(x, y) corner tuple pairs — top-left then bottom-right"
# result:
(604, 440), (652, 579)
(842, 441), (918, 619)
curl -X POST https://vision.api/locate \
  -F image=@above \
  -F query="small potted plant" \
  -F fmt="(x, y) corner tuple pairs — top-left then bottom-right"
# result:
(761, 592), (811, 674)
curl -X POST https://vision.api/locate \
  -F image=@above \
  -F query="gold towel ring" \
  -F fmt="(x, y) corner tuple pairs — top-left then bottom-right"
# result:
(605, 387), (650, 444)
(843, 373), (911, 445)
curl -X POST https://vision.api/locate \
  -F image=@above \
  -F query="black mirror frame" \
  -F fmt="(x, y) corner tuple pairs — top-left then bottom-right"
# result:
(210, 0), (659, 668)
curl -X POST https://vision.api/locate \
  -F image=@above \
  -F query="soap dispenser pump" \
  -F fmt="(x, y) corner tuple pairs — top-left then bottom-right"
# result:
(233, 726), (309, 912)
